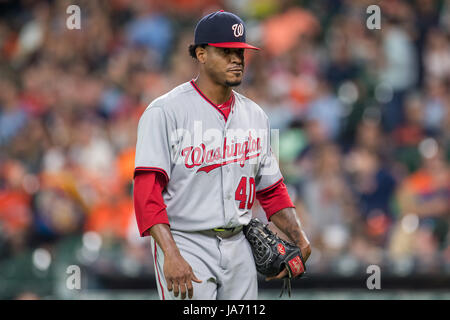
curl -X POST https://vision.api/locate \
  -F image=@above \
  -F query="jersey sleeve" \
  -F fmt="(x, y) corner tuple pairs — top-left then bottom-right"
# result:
(133, 171), (169, 237)
(256, 181), (295, 220)
(255, 118), (283, 193)
(134, 107), (172, 181)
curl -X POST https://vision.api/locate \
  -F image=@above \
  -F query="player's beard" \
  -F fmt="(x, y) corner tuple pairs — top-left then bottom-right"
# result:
(225, 79), (241, 87)
(224, 70), (243, 87)
(205, 66), (243, 88)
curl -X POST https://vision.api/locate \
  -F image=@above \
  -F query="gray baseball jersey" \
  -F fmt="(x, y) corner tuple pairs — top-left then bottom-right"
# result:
(134, 80), (283, 232)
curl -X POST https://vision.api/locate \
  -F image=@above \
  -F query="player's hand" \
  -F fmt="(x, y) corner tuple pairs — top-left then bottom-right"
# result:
(163, 252), (202, 299)
(265, 244), (311, 281)
(299, 243), (311, 262)
(265, 268), (288, 281)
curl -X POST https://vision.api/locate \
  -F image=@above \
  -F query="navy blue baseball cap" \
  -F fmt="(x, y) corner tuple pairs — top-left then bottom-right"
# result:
(194, 10), (260, 50)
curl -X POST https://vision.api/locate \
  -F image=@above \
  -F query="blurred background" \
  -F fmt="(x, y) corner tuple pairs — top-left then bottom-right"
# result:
(0, 0), (449, 300)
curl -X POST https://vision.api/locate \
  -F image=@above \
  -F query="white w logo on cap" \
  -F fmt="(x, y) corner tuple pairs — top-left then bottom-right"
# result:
(232, 23), (244, 37)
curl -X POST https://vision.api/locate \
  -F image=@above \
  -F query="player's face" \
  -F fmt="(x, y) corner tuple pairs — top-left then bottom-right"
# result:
(203, 46), (245, 87)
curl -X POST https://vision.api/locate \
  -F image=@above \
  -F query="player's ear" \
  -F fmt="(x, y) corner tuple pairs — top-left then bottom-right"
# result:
(196, 46), (207, 64)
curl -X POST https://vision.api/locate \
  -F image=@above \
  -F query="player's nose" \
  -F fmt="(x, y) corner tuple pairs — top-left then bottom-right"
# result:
(229, 49), (244, 64)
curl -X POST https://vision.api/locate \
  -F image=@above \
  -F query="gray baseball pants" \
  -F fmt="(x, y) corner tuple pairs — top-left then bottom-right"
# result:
(150, 229), (258, 300)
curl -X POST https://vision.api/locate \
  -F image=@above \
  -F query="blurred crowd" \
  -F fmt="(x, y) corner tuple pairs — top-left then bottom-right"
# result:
(0, 0), (449, 296)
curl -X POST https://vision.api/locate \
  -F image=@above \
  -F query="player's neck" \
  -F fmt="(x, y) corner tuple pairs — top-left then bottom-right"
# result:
(193, 76), (233, 106)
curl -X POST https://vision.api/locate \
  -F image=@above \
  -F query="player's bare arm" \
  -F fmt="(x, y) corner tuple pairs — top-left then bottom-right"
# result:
(149, 224), (202, 299)
(266, 208), (311, 281)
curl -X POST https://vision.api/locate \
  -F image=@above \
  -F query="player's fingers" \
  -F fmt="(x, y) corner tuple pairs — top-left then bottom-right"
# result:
(186, 280), (194, 299)
(180, 286), (187, 300)
(172, 280), (180, 297)
(301, 246), (311, 261)
(180, 278), (187, 300)
(166, 278), (173, 292)
(266, 268), (288, 281)
(276, 269), (289, 279)
(191, 273), (202, 283)
(186, 270), (200, 299)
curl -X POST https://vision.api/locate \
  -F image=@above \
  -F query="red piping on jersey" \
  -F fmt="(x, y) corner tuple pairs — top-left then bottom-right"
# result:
(134, 167), (169, 182)
(256, 178), (283, 195)
(154, 242), (165, 300)
(190, 80), (230, 120)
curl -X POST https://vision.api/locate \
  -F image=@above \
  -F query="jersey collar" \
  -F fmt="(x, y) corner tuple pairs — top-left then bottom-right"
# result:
(190, 80), (235, 120)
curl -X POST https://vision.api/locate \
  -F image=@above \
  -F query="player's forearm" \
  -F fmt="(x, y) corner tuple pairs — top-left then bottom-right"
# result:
(270, 207), (311, 260)
(149, 224), (182, 258)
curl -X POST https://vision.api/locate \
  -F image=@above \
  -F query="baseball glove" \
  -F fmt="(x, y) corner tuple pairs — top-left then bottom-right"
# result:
(243, 218), (306, 297)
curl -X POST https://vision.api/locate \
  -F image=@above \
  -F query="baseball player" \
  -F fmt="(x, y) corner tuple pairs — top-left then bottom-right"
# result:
(133, 10), (311, 300)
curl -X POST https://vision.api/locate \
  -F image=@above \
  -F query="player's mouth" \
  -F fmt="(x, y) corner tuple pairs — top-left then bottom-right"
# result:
(228, 68), (243, 75)
(228, 66), (243, 73)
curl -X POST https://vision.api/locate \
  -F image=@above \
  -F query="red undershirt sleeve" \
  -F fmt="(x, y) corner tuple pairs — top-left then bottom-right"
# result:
(256, 181), (295, 221)
(133, 171), (169, 237)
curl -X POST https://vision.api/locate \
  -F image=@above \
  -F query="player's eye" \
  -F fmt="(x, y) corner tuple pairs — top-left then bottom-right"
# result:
(221, 48), (244, 58)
